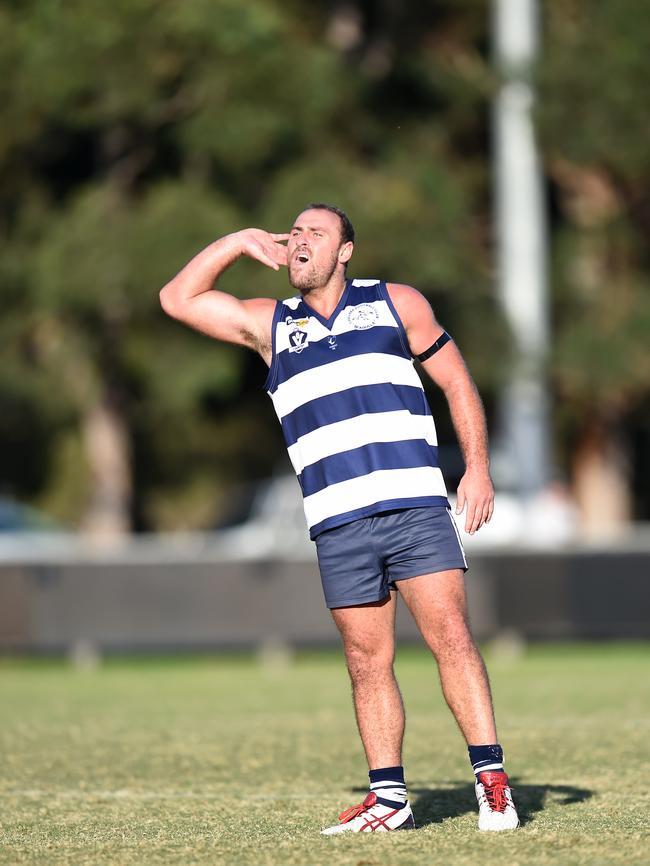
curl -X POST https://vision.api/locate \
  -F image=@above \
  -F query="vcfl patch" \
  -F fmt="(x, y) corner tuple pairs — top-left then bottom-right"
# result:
(285, 316), (310, 354)
(289, 329), (309, 353)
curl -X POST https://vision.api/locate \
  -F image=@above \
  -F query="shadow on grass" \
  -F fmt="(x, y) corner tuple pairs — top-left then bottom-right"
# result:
(352, 779), (593, 828)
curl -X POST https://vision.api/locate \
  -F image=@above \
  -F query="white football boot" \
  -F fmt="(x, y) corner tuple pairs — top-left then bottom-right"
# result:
(321, 791), (415, 835)
(475, 770), (519, 831)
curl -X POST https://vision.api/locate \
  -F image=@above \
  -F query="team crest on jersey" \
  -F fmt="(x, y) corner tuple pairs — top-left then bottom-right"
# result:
(347, 303), (379, 330)
(288, 327), (309, 353)
(285, 315), (311, 353)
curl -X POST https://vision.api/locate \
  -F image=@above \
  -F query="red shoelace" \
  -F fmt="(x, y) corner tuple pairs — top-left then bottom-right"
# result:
(338, 791), (377, 823)
(484, 784), (507, 812)
(479, 771), (512, 813)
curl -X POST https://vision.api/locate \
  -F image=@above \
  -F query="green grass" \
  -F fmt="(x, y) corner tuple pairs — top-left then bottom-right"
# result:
(1, 644), (649, 865)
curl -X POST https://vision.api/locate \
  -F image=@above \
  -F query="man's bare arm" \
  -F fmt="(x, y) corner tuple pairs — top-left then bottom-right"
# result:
(159, 229), (289, 363)
(387, 282), (494, 534)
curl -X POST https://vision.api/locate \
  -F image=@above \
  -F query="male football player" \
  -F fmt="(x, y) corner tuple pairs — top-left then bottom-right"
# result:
(160, 204), (519, 833)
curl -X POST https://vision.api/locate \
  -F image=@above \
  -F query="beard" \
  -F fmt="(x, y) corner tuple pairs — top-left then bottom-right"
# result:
(288, 252), (339, 293)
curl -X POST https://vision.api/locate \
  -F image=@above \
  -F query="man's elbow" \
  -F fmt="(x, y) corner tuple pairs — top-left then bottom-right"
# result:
(159, 285), (181, 320)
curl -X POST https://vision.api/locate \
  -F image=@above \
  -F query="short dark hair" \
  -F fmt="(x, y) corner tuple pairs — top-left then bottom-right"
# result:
(302, 202), (355, 245)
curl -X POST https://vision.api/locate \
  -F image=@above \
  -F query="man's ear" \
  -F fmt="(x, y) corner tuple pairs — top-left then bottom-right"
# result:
(339, 241), (354, 265)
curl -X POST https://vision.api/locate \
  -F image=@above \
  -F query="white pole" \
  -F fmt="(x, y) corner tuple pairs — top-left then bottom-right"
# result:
(492, 0), (551, 498)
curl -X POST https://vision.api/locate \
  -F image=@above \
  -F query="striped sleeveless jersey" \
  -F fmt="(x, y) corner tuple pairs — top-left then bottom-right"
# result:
(264, 279), (449, 538)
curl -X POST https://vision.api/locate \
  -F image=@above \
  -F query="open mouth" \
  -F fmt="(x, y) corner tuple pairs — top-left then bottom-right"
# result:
(295, 250), (310, 264)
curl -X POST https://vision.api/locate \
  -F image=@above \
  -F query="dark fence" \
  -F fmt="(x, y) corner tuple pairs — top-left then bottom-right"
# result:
(0, 544), (649, 653)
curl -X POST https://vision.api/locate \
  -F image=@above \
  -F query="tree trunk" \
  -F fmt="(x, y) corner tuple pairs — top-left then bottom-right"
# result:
(571, 414), (631, 538)
(80, 392), (132, 538)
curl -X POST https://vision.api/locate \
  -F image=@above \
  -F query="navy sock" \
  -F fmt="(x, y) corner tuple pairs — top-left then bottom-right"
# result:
(468, 744), (504, 779)
(368, 766), (408, 809)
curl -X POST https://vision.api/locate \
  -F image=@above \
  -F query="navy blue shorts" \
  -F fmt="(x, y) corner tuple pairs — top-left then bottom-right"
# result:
(314, 506), (467, 609)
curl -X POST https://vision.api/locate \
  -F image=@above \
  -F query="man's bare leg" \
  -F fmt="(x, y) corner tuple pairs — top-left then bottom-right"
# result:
(397, 569), (519, 831)
(396, 569), (497, 744)
(330, 593), (404, 768)
(322, 591), (415, 833)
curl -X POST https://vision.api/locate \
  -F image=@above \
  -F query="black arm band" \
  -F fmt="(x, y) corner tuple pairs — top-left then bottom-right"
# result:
(415, 331), (452, 362)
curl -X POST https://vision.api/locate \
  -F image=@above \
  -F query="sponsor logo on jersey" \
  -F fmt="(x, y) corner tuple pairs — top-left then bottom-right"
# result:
(285, 316), (310, 329)
(347, 303), (379, 330)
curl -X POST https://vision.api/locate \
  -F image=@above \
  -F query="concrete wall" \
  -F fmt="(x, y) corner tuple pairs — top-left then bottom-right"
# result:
(0, 546), (648, 653)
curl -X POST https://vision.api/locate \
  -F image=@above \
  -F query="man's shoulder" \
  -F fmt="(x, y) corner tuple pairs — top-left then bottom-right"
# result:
(385, 283), (432, 315)
(240, 297), (278, 342)
(385, 282), (424, 300)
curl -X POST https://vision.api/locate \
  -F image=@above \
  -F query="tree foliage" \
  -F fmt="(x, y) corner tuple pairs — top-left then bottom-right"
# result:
(1, 0), (648, 527)
(539, 0), (650, 409)
(537, 0), (650, 518)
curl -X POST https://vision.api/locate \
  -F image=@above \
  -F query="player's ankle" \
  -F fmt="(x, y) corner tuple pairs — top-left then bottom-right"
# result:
(468, 743), (504, 779)
(368, 765), (409, 808)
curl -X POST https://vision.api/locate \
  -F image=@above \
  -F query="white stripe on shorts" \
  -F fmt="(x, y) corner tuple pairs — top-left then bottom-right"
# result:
(446, 506), (467, 568)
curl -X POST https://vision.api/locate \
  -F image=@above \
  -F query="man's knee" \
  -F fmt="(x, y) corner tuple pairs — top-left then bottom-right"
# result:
(344, 641), (394, 685)
(423, 611), (478, 660)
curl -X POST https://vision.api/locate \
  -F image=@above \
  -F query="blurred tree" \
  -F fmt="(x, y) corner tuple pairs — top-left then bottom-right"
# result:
(0, 0), (508, 531)
(538, 0), (650, 529)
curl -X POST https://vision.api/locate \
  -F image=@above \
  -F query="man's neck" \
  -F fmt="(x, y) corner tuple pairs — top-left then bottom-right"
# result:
(301, 275), (348, 319)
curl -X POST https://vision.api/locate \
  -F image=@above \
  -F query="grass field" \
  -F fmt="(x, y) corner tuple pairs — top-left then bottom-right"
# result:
(1, 643), (649, 866)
